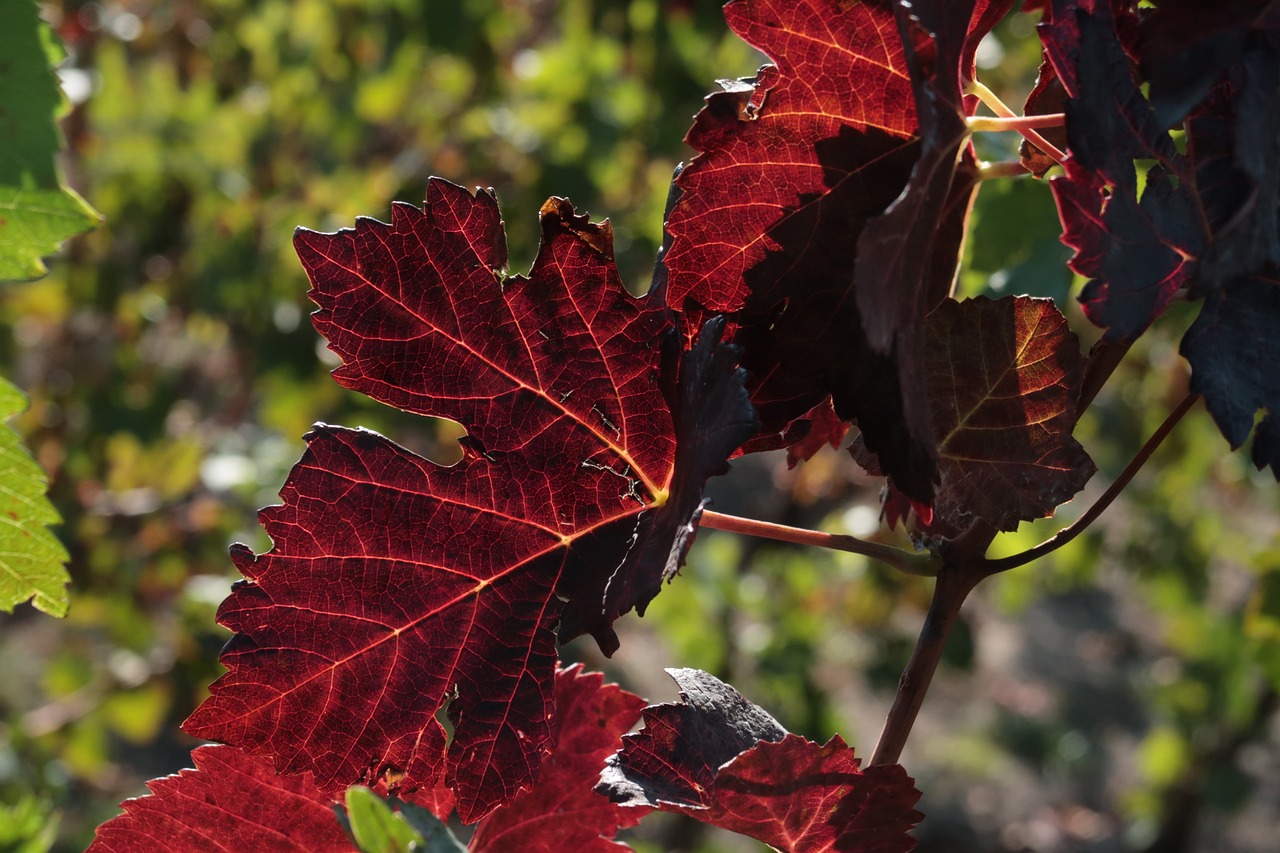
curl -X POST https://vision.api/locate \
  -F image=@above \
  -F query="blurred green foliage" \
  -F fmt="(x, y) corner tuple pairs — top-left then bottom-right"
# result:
(2, 2), (1279, 852)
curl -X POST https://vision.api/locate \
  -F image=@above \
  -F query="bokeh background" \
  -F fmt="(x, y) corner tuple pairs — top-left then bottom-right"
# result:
(3, 1), (1279, 851)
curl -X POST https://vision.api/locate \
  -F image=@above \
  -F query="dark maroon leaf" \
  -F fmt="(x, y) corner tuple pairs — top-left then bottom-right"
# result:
(183, 179), (754, 823)
(1137, 0), (1280, 128)
(598, 669), (921, 853)
(852, 1), (1004, 499)
(1181, 273), (1280, 479)
(859, 297), (1094, 536)
(1045, 0), (1204, 341)
(924, 296), (1095, 534)
(88, 746), (355, 853)
(1189, 36), (1280, 287)
(467, 665), (648, 853)
(1045, 1), (1280, 463)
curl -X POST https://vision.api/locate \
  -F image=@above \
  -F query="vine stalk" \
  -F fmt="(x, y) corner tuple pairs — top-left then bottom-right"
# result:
(698, 510), (939, 576)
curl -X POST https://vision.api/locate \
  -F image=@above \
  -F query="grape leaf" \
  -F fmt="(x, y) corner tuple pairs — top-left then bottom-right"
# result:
(921, 296), (1094, 534)
(345, 788), (426, 853)
(662, 0), (1011, 502)
(183, 179), (755, 822)
(662, 0), (926, 496)
(0, 377), (69, 616)
(467, 664), (648, 853)
(1136, 0), (1280, 128)
(1045, 0), (1203, 341)
(851, 0), (1009, 489)
(1045, 0), (1280, 471)
(0, 0), (98, 280)
(88, 746), (355, 853)
(855, 297), (1094, 536)
(598, 668), (922, 853)
(1181, 273), (1280, 478)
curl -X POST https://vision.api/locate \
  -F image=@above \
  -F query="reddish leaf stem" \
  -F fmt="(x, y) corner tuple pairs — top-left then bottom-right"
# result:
(981, 392), (1200, 575)
(978, 160), (1031, 180)
(968, 113), (1066, 133)
(966, 80), (1067, 166)
(869, 559), (979, 766)
(698, 510), (938, 576)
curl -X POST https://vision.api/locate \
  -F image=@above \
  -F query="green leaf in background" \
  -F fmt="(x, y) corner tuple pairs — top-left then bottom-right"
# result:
(0, 377), (69, 616)
(0, 0), (99, 280)
(0, 794), (58, 853)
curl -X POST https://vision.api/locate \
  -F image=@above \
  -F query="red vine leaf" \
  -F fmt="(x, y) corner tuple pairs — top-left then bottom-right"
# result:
(182, 178), (754, 823)
(467, 664), (649, 853)
(88, 746), (354, 853)
(923, 296), (1095, 534)
(662, 0), (1011, 503)
(861, 297), (1094, 535)
(598, 668), (921, 853)
(1045, 0), (1203, 341)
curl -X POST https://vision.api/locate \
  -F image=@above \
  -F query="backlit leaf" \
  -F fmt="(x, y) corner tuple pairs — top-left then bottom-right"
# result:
(88, 746), (355, 853)
(0, 378), (68, 616)
(0, 0), (98, 280)
(662, 0), (1011, 502)
(467, 664), (648, 853)
(598, 668), (921, 852)
(183, 179), (755, 822)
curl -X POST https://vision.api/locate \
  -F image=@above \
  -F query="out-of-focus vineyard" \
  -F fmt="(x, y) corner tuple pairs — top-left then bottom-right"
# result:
(3, 2), (1279, 851)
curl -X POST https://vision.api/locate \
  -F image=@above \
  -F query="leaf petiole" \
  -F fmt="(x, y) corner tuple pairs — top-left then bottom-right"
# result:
(968, 113), (1066, 133)
(965, 79), (1068, 165)
(978, 160), (1031, 181)
(981, 392), (1200, 575)
(698, 510), (939, 576)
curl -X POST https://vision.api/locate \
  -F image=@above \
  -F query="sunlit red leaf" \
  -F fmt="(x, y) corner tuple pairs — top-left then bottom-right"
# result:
(183, 179), (754, 822)
(661, 0), (1012, 502)
(598, 669), (921, 853)
(467, 664), (648, 853)
(88, 746), (354, 853)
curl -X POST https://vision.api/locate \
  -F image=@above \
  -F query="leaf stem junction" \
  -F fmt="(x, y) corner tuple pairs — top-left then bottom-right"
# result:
(981, 392), (1200, 574)
(965, 79), (1067, 166)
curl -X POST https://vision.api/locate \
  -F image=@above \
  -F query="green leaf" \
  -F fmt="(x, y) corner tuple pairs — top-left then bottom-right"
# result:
(0, 377), (68, 616)
(0, 794), (58, 853)
(0, 0), (99, 280)
(343, 787), (426, 853)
